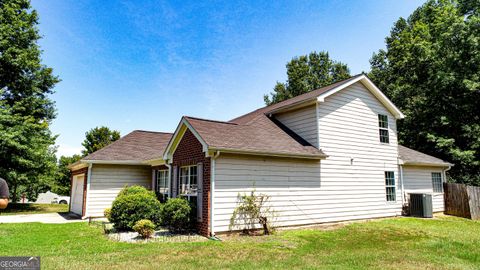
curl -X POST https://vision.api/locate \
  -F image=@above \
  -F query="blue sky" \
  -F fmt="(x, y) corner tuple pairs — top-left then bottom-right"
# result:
(31, 0), (425, 157)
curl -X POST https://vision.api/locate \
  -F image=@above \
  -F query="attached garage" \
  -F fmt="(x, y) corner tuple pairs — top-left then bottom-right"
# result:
(68, 130), (173, 218)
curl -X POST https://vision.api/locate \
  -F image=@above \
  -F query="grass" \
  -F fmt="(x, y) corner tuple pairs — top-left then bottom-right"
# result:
(0, 215), (479, 269)
(0, 203), (68, 215)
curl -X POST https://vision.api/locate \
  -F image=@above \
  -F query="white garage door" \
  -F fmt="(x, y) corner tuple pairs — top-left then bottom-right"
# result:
(71, 175), (84, 216)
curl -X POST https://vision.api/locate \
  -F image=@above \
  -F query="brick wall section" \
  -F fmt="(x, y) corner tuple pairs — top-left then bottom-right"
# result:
(172, 129), (211, 236)
(70, 167), (88, 216)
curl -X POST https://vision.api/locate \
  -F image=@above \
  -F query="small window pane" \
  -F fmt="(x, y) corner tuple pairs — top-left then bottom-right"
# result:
(379, 129), (390, 143)
(378, 114), (389, 143)
(179, 165), (198, 196)
(378, 114), (388, 128)
(385, 171), (396, 202)
(432, 172), (443, 193)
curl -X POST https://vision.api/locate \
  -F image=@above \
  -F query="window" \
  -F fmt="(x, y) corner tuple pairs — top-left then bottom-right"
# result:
(156, 170), (169, 196)
(432, 172), (443, 193)
(385, 171), (396, 202)
(378, 114), (389, 143)
(179, 165), (197, 197)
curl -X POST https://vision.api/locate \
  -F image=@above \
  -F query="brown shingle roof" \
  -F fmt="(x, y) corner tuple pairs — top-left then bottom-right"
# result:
(184, 115), (326, 158)
(230, 74), (364, 124)
(82, 130), (172, 161)
(398, 145), (452, 166)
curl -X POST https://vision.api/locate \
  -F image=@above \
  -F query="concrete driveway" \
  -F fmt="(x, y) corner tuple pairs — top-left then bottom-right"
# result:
(0, 212), (85, 224)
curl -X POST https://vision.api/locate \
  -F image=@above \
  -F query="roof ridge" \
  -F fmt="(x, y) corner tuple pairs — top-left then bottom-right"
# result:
(82, 131), (134, 160)
(184, 116), (238, 125)
(133, 130), (173, 134)
(230, 74), (364, 123)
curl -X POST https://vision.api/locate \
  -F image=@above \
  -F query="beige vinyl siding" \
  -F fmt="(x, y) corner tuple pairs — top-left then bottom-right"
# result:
(86, 164), (151, 217)
(213, 154), (400, 233)
(213, 82), (403, 232)
(316, 81), (402, 220)
(275, 105), (318, 147)
(403, 165), (444, 212)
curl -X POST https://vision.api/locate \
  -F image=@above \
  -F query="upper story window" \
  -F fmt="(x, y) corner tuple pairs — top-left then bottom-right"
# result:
(378, 114), (389, 143)
(385, 171), (396, 202)
(179, 165), (197, 197)
(432, 172), (443, 193)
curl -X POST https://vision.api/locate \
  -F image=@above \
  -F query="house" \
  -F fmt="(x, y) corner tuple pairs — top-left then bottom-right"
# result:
(68, 74), (452, 236)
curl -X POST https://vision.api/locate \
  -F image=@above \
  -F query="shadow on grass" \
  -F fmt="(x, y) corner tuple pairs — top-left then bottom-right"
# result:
(1, 203), (69, 215)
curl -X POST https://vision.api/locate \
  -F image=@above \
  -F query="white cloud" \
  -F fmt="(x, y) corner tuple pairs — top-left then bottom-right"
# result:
(56, 144), (83, 158)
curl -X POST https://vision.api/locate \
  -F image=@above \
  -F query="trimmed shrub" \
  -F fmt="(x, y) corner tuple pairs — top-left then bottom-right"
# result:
(104, 208), (112, 221)
(110, 185), (162, 230)
(118, 185), (150, 197)
(133, 219), (156, 238)
(161, 198), (192, 232)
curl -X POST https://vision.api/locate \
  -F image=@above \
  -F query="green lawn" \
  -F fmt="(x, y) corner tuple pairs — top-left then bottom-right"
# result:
(0, 216), (478, 269)
(0, 203), (69, 215)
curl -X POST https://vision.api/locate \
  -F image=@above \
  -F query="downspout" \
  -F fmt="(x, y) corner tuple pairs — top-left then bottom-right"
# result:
(210, 151), (221, 236)
(443, 165), (452, 185)
(85, 163), (93, 218)
(166, 163), (172, 197)
(399, 164), (405, 205)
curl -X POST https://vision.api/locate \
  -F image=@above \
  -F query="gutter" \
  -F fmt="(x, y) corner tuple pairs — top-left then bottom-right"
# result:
(210, 151), (221, 236)
(208, 147), (327, 160)
(402, 162), (454, 167)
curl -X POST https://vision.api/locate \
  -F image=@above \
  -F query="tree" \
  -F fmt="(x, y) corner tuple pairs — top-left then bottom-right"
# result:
(369, 0), (480, 185)
(82, 126), (120, 156)
(0, 0), (59, 202)
(264, 51), (350, 105)
(53, 154), (82, 196)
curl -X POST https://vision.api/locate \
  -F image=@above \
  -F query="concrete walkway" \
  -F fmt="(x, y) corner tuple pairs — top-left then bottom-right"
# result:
(0, 212), (85, 224)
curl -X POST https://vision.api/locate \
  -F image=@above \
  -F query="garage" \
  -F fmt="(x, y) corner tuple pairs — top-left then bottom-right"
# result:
(70, 174), (85, 216)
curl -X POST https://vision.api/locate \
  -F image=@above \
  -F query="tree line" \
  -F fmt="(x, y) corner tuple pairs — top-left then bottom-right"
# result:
(1, 0), (478, 203)
(265, 0), (479, 185)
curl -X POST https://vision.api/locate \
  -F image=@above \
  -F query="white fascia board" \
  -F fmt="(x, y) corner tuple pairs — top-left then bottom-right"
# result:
(402, 162), (453, 167)
(182, 119), (209, 153)
(317, 75), (405, 119)
(81, 160), (146, 165)
(145, 158), (166, 166)
(208, 147), (327, 160)
(162, 118), (209, 161)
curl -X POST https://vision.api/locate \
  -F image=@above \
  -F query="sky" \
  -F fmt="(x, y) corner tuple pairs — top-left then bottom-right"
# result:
(31, 0), (425, 157)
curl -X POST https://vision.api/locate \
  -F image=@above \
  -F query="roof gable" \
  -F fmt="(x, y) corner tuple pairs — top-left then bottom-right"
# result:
(231, 74), (404, 124)
(163, 115), (327, 161)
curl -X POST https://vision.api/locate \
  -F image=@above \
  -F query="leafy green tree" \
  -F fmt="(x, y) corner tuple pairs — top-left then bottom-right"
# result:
(82, 126), (120, 156)
(0, 0), (59, 201)
(53, 155), (82, 196)
(369, 0), (480, 185)
(264, 51), (350, 105)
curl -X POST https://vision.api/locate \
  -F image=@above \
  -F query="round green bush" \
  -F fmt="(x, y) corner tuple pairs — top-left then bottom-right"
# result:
(110, 186), (162, 230)
(161, 198), (192, 232)
(118, 185), (150, 196)
(133, 219), (156, 238)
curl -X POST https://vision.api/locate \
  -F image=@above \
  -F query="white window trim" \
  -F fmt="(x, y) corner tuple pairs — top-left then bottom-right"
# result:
(378, 114), (390, 144)
(385, 171), (396, 202)
(179, 165), (198, 198)
(156, 169), (169, 195)
(431, 172), (443, 193)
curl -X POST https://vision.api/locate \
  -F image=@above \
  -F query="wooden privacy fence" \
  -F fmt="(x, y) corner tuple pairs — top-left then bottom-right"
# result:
(444, 182), (480, 220)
